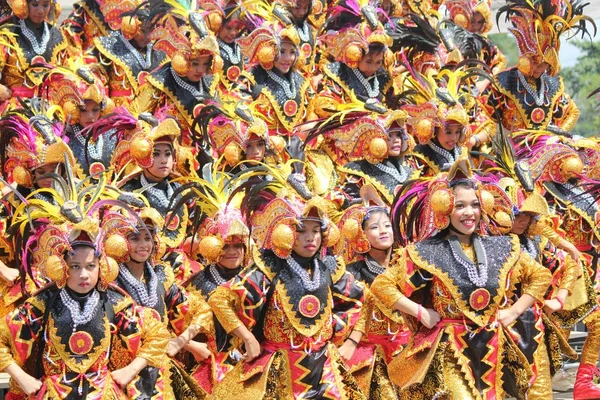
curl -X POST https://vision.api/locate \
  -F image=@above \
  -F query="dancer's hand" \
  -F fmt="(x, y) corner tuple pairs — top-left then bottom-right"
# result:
(111, 366), (138, 388)
(14, 372), (42, 395)
(185, 340), (212, 362)
(0, 261), (18, 285)
(498, 307), (520, 327)
(243, 335), (261, 362)
(420, 308), (441, 329)
(0, 85), (11, 102)
(338, 340), (357, 362)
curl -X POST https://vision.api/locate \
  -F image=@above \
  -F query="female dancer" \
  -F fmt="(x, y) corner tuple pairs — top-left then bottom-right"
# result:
(370, 159), (552, 399)
(336, 204), (410, 398)
(209, 176), (366, 399)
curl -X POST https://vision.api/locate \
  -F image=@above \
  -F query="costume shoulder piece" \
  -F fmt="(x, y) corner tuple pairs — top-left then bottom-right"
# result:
(258, 69), (309, 132)
(495, 68), (563, 129)
(324, 62), (389, 102)
(146, 64), (200, 123)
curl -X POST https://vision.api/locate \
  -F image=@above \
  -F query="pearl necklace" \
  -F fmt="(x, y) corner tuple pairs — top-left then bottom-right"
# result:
(517, 70), (546, 107)
(119, 263), (159, 308)
(121, 34), (153, 70)
(285, 257), (321, 291)
(365, 256), (386, 275)
(208, 264), (226, 285)
(217, 39), (241, 64)
(428, 142), (460, 165)
(266, 70), (297, 99)
(374, 162), (407, 183)
(170, 67), (205, 99)
(140, 174), (174, 210)
(351, 68), (379, 98)
(521, 238), (538, 259)
(73, 125), (103, 160)
(20, 19), (50, 56)
(60, 289), (101, 332)
(449, 239), (489, 287)
(297, 22), (311, 42)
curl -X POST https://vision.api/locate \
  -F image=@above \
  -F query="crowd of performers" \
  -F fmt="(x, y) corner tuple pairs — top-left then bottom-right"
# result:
(0, 0), (597, 398)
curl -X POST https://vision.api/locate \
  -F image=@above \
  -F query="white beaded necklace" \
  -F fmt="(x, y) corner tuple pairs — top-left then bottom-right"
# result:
(374, 162), (407, 183)
(20, 19), (50, 55)
(217, 39), (241, 64)
(140, 174), (174, 210)
(121, 34), (153, 70)
(170, 67), (205, 99)
(428, 141), (460, 165)
(285, 257), (321, 291)
(266, 70), (297, 99)
(73, 125), (103, 160)
(60, 289), (101, 332)
(119, 263), (159, 308)
(351, 68), (379, 98)
(208, 264), (226, 285)
(364, 256), (385, 275)
(517, 70), (546, 107)
(297, 22), (311, 42)
(449, 239), (489, 287)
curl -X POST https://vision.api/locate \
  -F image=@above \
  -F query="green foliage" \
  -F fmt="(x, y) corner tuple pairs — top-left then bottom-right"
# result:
(561, 40), (600, 137)
(488, 33), (518, 68)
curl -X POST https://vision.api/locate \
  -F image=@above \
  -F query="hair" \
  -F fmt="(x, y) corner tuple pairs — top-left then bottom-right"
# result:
(362, 206), (390, 229)
(65, 242), (100, 260)
(448, 179), (478, 191)
(366, 43), (386, 57)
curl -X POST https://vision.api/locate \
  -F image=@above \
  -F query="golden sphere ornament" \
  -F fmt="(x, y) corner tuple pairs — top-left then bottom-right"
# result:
(205, 12), (223, 33)
(224, 142), (242, 166)
(13, 165), (32, 187)
(368, 137), (388, 161)
(561, 156), (583, 179)
(431, 189), (452, 214)
(324, 224), (340, 247)
(130, 136), (152, 161)
(198, 236), (224, 262)
(271, 223), (294, 253)
(105, 234), (129, 261)
(121, 16), (140, 40)
(415, 119), (433, 144)
(171, 53), (189, 76)
(479, 190), (495, 214)
(342, 219), (360, 239)
(43, 254), (67, 287)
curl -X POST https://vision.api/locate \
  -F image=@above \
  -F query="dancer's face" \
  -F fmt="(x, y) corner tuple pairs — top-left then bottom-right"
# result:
(27, 0), (51, 25)
(450, 186), (481, 237)
(187, 56), (212, 82)
(468, 11), (486, 33)
(127, 230), (154, 263)
(364, 211), (394, 251)
(358, 50), (384, 77)
(245, 140), (266, 163)
(273, 42), (297, 75)
(145, 143), (174, 180)
(218, 237), (245, 270)
(79, 101), (102, 128)
(437, 122), (463, 151)
(66, 246), (99, 294)
(292, 219), (322, 258)
(511, 213), (533, 235)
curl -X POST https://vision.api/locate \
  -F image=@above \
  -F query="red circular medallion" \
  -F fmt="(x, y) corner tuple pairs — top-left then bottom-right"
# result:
(531, 107), (546, 124)
(89, 162), (105, 176)
(469, 288), (491, 311)
(226, 66), (240, 82)
(301, 43), (312, 59)
(69, 331), (94, 355)
(284, 100), (298, 117)
(165, 212), (180, 231)
(298, 295), (321, 318)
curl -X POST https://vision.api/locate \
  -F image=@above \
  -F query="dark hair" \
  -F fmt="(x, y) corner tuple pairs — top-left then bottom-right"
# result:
(66, 243), (100, 260)
(361, 206), (390, 229)
(367, 43), (386, 57)
(448, 179), (478, 190)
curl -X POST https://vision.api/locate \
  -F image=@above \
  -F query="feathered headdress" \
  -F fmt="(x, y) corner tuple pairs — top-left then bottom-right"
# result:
(498, 0), (596, 76)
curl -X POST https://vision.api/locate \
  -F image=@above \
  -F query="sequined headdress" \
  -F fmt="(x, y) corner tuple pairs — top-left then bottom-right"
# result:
(40, 63), (110, 125)
(391, 156), (512, 245)
(444, 0), (492, 33)
(99, 0), (170, 40)
(401, 67), (481, 145)
(237, 21), (300, 70)
(498, 0), (596, 76)
(0, 104), (81, 186)
(234, 163), (340, 258)
(9, 160), (142, 289)
(152, 3), (223, 77)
